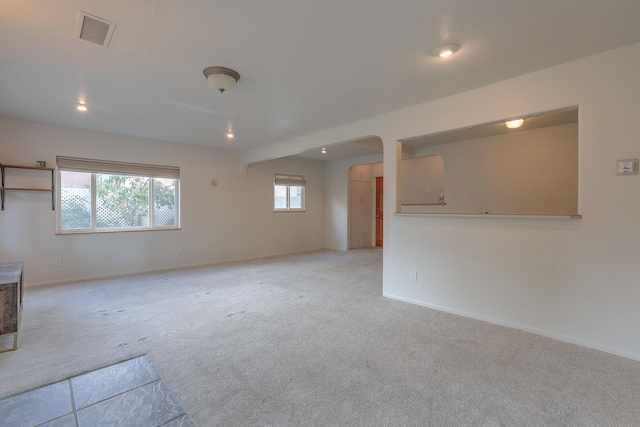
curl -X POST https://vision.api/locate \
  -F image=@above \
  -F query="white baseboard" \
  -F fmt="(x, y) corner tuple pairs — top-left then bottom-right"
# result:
(383, 292), (640, 363)
(27, 247), (329, 288)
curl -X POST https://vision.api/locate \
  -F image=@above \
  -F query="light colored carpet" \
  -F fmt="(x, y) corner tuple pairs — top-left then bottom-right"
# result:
(1, 248), (640, 426)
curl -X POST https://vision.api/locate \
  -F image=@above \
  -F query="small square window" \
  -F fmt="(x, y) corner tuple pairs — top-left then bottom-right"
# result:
(273, 175), (305, 211)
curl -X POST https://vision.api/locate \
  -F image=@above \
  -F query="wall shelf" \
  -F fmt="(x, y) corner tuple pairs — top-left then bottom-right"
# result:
(1, 163), (55, 210)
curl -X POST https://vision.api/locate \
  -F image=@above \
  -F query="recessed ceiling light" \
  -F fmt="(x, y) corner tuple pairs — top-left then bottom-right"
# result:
(76, 104), (88, 112)
(505, 119), (524, 129)
(321, 148), (327, 154)
(435, 43), (460, 58)
(227, 132), (234, 139)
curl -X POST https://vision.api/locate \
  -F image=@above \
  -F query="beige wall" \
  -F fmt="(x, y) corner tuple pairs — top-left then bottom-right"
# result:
(324, 153), (383, 250)
(403, 123), (578, 214)
(349, 164), (374, 248)
(400, 155), (444, 205)
(0, 118), (325, 285)
(347, 162), (385, 249)
(372, 162), (383, 178)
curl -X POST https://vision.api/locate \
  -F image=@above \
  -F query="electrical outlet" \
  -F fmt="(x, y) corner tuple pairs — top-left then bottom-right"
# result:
(177, 247), (182, 254)
(55, 257), (62, 266)
(260, 240), (265, 247)
(410, 271), (417, 281)
(312, 234), (316, 241)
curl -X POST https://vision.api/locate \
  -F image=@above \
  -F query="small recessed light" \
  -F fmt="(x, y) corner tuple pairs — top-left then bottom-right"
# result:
(505, 119), (524, 129)
(76, 104), (88, 112)
(227, 132), (234, 139)
(435, 43), (460, 58)
(321, 148), (327, 154)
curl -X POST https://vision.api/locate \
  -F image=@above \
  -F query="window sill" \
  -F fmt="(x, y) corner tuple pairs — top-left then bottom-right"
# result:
(56, 227), (181, 235)
(272, 210), (306, 213)
(395, 213), (581, 219)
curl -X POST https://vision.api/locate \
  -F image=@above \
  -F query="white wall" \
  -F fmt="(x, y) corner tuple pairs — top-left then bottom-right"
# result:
(246, 42), (640, 360)
(380, 47), (640, 360)
(0, 118), (325, 285)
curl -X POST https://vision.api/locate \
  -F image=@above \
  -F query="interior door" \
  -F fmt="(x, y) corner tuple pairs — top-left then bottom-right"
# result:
(375, 177), (383, 247)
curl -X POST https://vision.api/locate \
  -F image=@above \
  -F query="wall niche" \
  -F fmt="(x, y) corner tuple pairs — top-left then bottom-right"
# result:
(399, 108), (579, 216)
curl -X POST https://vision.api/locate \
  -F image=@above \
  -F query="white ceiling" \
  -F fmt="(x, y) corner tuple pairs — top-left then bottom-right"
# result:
(1, 1), (640, 156)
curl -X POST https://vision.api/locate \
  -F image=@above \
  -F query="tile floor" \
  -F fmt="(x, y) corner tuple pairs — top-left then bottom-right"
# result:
(0, 355), (196, 427)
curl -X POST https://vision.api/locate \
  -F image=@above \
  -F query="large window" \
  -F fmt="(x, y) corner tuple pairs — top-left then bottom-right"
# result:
(273, 174), (305, 211)
(57, 156), (180, 233)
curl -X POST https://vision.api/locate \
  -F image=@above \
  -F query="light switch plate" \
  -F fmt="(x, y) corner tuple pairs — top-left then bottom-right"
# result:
(617, 159), (638, 175)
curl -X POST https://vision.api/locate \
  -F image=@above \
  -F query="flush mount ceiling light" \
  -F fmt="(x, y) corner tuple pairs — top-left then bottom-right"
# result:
(203, 66), (240, 93)
(434, 43), (460, 58)
(505, 119), (524, 129)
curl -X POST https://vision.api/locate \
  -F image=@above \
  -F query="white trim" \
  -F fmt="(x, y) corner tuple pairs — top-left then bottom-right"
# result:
(383, 292), (640, 362)
(395, 213), (582, 219)
(56, 227), (181, 235)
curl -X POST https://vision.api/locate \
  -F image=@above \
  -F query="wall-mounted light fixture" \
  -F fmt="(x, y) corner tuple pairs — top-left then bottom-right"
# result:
(321, 147), (327, 154)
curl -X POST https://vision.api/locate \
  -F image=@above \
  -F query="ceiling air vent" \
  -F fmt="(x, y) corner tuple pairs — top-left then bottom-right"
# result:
(75, 11), (116, 47)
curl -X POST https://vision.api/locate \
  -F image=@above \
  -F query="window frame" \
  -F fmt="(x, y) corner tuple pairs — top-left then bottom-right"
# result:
(56, 156), (180, 234)
(273, 174), (306, 212)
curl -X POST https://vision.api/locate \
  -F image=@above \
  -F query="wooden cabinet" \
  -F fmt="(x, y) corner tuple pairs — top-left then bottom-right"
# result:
(0, 262), (23, 352)
(0, 163), (55, 210)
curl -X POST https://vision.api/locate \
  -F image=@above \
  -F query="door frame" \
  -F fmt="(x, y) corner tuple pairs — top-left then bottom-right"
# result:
(375, 176), (383, 247)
